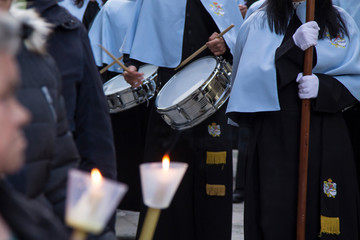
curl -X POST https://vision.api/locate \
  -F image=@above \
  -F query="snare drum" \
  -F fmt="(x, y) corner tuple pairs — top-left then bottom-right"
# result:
(103, 64), (158, 113)
(155, 56), (232, 130)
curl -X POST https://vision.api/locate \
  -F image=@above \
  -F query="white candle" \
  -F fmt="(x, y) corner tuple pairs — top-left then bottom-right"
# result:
(66, 168), (128, 235)
(138, 155), (188, 240)
(66, 169), (105, 233)
(150, 155), (170, 205)
(140, 155), (188, 209)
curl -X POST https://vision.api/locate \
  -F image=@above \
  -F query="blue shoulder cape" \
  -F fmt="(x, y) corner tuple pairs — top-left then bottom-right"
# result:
(227, 2), (360, 114)
(88, 0), (137, 72)
(121, 0), (243, 68)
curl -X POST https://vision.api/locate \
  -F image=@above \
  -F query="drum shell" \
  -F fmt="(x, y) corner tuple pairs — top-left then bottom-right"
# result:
(156, 57), (232, 130)
(104, 67), (158, 113)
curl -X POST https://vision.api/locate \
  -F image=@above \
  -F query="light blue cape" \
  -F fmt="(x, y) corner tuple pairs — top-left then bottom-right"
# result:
(226, 2), (360, 114)
(332, 0), (360, 29)
(88, 0), (137, 72)
(245, 0), (265, 19)
(121, 0), (243, 68)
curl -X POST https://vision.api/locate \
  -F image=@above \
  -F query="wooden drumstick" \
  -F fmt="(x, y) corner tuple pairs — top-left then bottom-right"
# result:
(174, 24), (234, 71)
(98, 44), (130, 72)
(99, 56), (124, 74)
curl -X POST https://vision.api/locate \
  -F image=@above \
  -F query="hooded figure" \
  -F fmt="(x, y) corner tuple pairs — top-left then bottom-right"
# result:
(121, 0), (243, 239)
(88, 0), (144, 212)
(227, 0), (360, 239)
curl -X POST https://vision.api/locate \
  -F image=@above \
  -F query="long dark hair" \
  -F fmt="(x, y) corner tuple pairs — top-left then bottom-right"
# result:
(266, 0), (348, 38)
(73, 0), (107, 8)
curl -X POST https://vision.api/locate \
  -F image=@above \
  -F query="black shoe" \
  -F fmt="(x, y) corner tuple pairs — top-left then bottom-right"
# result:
(232, 189), (244, 203)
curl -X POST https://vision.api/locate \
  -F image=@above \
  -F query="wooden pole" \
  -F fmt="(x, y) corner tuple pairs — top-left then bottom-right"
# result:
(70, 230), (87, 240)
(138, 208), (161, 240)
(174, 24), (234, 71)
(296, 0), (316, 240)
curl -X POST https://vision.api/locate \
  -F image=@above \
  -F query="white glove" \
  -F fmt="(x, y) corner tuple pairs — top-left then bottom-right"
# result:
(296, 73), (319, 99)
(292, 21), (319, 51)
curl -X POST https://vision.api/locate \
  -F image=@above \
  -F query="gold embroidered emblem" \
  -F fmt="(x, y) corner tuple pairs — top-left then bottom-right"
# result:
(326, 33), (346, 48)
(209, 2), (225, 16)
(323, 178), (337, 198)
(208, 123), (221, 137)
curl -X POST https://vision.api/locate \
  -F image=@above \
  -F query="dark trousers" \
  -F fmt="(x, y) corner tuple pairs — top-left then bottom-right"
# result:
(343, 103), (360, 187)
(234, 127), (249, 192)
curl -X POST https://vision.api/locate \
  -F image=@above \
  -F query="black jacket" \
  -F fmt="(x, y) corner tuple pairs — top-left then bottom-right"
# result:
(0, 179), (69, 240)
(8, 45), (80, 220)
(28, 0), (117, 181)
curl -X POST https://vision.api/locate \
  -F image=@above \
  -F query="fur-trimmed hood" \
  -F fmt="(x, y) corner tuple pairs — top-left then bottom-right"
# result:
(10, 4), (52, 54)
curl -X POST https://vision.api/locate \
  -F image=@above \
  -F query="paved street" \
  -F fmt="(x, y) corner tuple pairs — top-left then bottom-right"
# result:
(116, 202), (244, 240)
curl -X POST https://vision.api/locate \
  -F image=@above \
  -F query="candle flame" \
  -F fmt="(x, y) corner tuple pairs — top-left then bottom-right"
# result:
(91, 168), (103, 185)
(162, 154), (170, 171)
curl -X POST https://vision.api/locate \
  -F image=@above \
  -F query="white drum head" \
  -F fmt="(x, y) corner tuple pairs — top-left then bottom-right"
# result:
(157, 57), (217, 109)
(139, 64), (158, 79)
(103, 74), (130, 95)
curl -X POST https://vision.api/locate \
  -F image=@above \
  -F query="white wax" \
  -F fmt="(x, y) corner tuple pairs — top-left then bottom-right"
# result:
(66, 185), (105, 233)
(140, 162), (188, 209)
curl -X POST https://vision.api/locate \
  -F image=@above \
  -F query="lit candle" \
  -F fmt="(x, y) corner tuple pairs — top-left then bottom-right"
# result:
(139, 155), (188, 240)
(140, 155), (188, 209)
(87, 169), (104, 214)
(66, 168), (128, 240)
(149, 155), (170, 206)
(66, 169), (105, 234)
(162, 154), (170, 170)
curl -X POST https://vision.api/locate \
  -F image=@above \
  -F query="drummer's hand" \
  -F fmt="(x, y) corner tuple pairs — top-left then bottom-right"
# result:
(206, 32), (226, 56)
(123, 65), (144, 88)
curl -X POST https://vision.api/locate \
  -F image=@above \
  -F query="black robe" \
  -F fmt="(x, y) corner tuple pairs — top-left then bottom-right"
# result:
(240, 15), (360, 240)
(82, 1), (100, 31)
(133, 0), (233, 239)
(100, 69), (148, 212)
